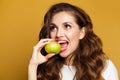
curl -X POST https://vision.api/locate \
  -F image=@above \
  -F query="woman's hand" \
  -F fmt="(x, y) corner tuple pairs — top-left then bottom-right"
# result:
(28, 39), (55, 80)
(29, 39), (55, 66)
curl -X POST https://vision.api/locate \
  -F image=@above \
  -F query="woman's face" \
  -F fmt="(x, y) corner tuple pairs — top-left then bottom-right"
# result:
(49, 12), (85, 58)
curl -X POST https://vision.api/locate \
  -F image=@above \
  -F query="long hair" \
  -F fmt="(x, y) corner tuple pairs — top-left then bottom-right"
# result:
(37, 3), (107, 80)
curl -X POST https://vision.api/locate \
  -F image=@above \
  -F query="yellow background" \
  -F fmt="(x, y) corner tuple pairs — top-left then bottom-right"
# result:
(0, 0), (120, 80)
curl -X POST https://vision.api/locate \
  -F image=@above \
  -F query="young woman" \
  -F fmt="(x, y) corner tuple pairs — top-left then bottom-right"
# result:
(28, 3), (119, 80)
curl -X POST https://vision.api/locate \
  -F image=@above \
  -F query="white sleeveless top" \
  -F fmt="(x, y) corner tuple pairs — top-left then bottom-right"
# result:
(61, 60), (119, 80)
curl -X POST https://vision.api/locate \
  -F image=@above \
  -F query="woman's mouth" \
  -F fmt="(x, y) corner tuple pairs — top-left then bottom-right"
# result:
(58, 40), (68, 52)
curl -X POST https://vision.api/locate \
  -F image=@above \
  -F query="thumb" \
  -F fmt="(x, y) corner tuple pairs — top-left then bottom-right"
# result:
(45, 53), (55, 60)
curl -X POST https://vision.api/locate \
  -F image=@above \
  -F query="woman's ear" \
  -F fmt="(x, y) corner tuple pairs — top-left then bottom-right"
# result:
(79, 27), (86, 39)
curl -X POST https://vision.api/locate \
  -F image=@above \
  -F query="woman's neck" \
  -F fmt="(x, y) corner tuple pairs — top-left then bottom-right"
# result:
(64, 54), (75, 66)
(64, 47), (80, 65)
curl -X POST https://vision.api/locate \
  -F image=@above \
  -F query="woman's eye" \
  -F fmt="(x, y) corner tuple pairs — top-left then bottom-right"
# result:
(65, 24), (71, 29)
(49, 25), (57, 32)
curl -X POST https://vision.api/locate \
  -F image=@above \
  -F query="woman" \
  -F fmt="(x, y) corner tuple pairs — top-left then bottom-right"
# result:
(28, 3), (119, 80)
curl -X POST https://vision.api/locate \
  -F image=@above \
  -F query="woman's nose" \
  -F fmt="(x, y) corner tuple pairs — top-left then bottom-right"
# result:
(56, 29), (64, 37)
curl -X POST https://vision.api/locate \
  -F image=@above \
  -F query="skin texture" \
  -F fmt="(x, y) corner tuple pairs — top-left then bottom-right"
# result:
(28, 39), (55, 80)
(50, 12), (85, 59)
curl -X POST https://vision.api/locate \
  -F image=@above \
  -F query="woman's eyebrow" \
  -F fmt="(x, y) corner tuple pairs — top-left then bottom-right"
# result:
(63, 22), (72, 25)
(49, 23), (58, 28)
(50, 23), (56, 26)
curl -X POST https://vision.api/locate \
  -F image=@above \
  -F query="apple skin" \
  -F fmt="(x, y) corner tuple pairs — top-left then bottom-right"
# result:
(45, 41), (61, 54)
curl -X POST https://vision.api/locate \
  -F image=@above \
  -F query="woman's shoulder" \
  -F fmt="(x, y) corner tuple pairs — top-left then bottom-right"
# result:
(102, 59), (119, 80)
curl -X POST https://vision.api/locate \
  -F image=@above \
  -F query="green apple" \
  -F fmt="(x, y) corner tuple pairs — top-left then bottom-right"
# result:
(45, 41), (61, 54)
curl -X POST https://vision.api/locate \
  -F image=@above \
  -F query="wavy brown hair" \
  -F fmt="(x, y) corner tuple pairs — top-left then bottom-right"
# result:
(37, 3), (107, 80)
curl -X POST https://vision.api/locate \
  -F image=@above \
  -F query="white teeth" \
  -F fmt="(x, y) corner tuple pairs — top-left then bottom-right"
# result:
(58, 41), (67, 44)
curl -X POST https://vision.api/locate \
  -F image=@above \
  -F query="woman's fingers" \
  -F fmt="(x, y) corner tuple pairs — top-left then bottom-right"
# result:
(34, 39), (54, 51)
(30, 39), (55, 65)
(45, 53), (55, 60)
(32, 39), (54, 58)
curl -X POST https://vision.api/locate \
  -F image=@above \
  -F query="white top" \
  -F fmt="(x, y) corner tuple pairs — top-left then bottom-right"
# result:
(61, 60), (119, 80)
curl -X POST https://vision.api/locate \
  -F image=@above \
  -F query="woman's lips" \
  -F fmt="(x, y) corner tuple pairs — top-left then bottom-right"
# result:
(60, 43), (68, 52)
(57, 40), (68, 52)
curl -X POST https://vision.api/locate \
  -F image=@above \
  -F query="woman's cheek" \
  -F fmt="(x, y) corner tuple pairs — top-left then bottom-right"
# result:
(68, 32), (73, 36)
(50, 32), (56, 39)
(68, 31), (76, 39)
